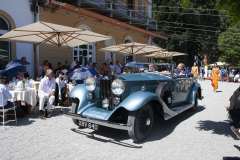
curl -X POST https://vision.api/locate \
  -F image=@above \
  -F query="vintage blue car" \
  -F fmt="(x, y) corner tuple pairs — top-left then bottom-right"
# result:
(65, 72), (202, 142)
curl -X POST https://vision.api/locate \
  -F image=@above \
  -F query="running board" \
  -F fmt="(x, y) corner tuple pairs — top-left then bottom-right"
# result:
(171, 104), (194, 113)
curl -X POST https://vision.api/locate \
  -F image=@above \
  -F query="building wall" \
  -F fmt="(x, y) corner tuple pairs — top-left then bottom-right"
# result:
(0, 0), (38, 77)
(39, 6), (150, 69)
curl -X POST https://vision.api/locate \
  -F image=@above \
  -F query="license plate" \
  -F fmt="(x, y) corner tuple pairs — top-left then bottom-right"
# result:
(78, 120), (98, 130)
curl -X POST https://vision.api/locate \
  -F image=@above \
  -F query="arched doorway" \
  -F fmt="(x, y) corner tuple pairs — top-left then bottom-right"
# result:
(0, 15), (11, 70)
(105, 37), (116, 65)
(123, 36), (135, 64)
(73, 25), (95, 67)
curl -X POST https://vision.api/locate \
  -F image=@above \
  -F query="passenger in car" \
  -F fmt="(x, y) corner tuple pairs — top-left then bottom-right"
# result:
(175, 63), (194, 77)
(148, 63), (155, 72)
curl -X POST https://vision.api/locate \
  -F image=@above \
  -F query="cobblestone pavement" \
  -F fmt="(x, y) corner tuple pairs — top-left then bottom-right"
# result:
(1, 80), (240, 160)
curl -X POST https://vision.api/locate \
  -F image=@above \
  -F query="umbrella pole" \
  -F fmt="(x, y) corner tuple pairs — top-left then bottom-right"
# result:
(111, 52), (114, 65)
(170, 56), (174, 77)
(33, 44), (40, 78)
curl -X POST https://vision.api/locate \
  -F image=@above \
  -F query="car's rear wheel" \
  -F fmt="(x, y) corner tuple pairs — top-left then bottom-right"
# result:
(127, 104), (154, 142)
(191, 92), (198, 111)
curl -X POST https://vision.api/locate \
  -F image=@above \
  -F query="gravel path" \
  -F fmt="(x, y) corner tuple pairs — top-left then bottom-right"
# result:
(1, 80), (240, 160)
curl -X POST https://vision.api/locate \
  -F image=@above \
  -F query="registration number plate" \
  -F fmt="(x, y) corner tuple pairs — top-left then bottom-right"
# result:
(78, 120), (99, 130)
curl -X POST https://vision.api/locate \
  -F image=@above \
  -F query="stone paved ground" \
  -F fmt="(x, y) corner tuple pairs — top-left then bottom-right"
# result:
(1, 80), (240, 160)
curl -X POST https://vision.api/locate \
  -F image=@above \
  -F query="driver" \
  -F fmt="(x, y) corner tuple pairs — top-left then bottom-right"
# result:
(175, 63), (194, 77)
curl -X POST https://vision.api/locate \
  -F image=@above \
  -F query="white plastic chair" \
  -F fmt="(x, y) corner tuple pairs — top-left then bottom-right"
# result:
(0, 88), (17, 130)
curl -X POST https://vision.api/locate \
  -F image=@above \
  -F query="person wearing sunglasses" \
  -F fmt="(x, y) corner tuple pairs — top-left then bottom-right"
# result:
(1, 74), (9, 85)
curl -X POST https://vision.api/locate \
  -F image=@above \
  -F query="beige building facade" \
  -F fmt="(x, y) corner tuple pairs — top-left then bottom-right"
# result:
(39, 7), (149, 68)
(0, 0), (167, 76)
(38, 0), (167, 69)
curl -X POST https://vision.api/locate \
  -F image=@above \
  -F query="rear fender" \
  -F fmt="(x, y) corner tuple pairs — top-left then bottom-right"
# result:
(188, 83), (202, 104)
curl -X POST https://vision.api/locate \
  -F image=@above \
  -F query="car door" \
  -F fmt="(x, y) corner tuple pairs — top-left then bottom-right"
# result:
(171, 75), (190, 107)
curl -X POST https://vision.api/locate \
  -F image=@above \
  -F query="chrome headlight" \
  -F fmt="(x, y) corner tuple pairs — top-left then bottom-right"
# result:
(111, 79), (125, 96)
(84, 77), (96, 92)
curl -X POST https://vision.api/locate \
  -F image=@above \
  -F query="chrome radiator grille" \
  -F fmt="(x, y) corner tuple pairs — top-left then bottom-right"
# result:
(99, 75), (115, 110)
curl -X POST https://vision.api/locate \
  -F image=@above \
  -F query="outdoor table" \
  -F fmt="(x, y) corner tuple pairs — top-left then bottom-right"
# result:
(30, 81), (40, 91)
(9, 88), (37, 108)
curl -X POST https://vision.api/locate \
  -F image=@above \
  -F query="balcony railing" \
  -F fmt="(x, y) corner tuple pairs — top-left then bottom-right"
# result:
(78, 0), (158, 30)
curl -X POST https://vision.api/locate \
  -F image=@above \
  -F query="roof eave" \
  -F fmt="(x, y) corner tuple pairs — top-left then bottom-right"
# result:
(47, 1), (168, 40)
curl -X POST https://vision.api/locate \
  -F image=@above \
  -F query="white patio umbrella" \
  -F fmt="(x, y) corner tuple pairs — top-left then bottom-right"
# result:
(0, 21), (112, 47)
(145, 51), (187, 59)
(100, 42), (164, 55)
(146, 51), (187, 76)
(0, 21), (112, 76)
(210, 62), (228, 66)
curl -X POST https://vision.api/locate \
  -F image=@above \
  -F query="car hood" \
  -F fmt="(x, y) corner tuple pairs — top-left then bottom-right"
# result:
(118, 73), (171, 81)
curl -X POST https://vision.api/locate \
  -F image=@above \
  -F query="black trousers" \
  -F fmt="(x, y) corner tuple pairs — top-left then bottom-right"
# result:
(229, 108), (240, 128)
(61, 87), (66, 102)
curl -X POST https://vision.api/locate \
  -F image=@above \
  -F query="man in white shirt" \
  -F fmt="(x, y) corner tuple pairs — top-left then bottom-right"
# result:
(109, 62), (114, 74)
(71, 57), (78, 70)
(15, 72), (32, 88)
(115, 61), (122, 74)
(38, 69), (56, 119)
(0, 83), (13, 109)
(85, 61), (92, 68)
(148, 63), (155, 72)
(0, 82), (25, 117)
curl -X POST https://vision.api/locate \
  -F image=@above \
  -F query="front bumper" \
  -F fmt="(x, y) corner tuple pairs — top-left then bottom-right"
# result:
(64, 112), (132, 131)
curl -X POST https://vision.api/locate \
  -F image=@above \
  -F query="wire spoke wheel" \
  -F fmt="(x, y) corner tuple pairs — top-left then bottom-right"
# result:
(128, 104), (154, 142)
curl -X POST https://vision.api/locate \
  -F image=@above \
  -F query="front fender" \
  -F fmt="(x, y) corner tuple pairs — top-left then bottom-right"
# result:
(69, 84), (89, 111)
(118, 91), (159, 111)
(188, 83), (202, 104)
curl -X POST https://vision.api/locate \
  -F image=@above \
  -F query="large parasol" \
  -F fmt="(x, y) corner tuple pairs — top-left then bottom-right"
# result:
(145, 51), (187, 59)
(100, 42), (163, 56)
(0, 21), (112, 76)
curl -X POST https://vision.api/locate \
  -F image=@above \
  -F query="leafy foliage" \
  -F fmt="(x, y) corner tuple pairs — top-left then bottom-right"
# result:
(218, 23), (240, 66)
(153, 0), (231, 66)
(183, 0), (240, 24)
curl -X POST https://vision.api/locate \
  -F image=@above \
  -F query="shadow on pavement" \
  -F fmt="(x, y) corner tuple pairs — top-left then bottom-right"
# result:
(145, 105), (206, 143)
(71, 105), (205, 144)
(222, 145), (240, 160)
(71, 128), (142, 148)
(196, 119), (238, 140)
(0, 106), (71, 127)
(234, 145), (240, 151)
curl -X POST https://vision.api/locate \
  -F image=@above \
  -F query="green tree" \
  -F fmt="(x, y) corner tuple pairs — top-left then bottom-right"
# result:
(182, 0), (240, 24)
(218, 23), (240, 66)
(153, 0), (231, 66)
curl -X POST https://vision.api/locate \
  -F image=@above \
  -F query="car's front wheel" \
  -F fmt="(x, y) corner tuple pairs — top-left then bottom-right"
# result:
(127, 104), (154, 142)
(71, 99), (83, 127)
